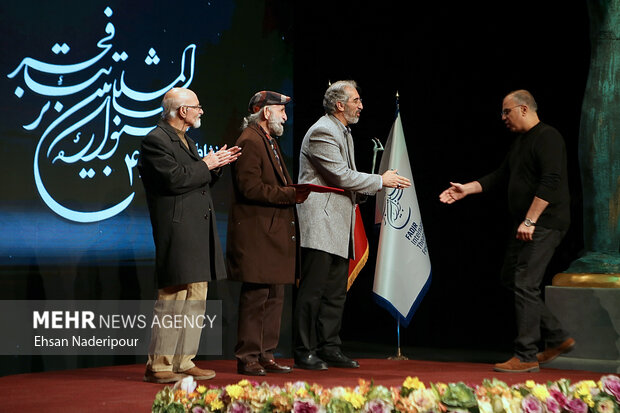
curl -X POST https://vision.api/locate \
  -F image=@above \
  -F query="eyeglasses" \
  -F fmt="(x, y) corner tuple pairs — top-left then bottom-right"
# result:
(179, 105), (202, 111)
(501, 105), (524, 117)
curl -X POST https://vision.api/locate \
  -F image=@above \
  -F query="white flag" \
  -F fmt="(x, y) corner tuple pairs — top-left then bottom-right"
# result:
(373, 111), (431, 327)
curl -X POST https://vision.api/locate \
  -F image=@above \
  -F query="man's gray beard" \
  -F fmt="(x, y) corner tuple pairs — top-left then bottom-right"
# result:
(344, 111), (360, 125)
(192, 118), (202, 128)
(268, 118), (284, 136)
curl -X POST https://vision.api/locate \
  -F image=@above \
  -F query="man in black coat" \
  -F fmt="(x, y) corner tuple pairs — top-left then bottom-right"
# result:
(138, 87), (240, 383)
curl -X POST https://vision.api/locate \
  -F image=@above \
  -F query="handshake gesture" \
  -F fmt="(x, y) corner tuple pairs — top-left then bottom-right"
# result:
(203, 144), (242, 170)
(381, 169), (411, 189)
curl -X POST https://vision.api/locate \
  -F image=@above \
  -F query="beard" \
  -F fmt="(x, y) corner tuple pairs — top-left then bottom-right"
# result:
(344, 108), (360, 125)
(191, 117), (201, 129)
(268, 115), (285, 136)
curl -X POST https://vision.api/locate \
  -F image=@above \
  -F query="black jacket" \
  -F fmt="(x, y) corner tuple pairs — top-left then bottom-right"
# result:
(138, 120), (227, 288)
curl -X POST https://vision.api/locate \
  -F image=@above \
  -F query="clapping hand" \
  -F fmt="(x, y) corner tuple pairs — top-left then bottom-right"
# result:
(203, 144), (242, 170)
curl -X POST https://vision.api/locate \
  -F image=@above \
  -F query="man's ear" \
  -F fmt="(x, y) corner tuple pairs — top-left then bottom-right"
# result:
(178, 106), (187, 120)
(262, 106), (270, 120)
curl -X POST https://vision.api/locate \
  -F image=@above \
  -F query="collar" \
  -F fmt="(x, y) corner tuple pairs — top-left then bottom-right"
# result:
(330, 115), (351, 135)
(157, 119), (185, 138)
(258, 124), (275, 141)
(172, 125), (186, 136)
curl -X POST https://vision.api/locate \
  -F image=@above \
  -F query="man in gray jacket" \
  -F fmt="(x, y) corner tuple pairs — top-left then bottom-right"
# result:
(294, 80), (411, 370)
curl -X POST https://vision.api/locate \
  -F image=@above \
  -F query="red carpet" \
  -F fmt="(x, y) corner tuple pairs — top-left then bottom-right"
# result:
(0, 359), (607, 412)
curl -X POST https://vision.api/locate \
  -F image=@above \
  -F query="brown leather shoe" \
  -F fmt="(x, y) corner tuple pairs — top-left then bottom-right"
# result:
(143, 369), (186, 383)
(237, 360), (266, 376)
(178, 366), (216, 380)
(537, 338), (575, 363)
(260, 358), (292, 373)
(494, 357), (540, 373)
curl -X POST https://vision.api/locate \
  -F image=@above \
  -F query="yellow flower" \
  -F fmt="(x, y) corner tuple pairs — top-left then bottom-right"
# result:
(526, 380), (536, 389)
(210, 399), (224, 410)
(238, 379), (250, 387)
(532, 385), (550, 401)
(435, 382), (448, 395)
(343, 391), (366, 409)
(403, 376), (425, 390)
(226, 384), (244, 400)
(573, 381), (596, 408)
(196, 385), (207, 394)
(295, 387), (309, 398)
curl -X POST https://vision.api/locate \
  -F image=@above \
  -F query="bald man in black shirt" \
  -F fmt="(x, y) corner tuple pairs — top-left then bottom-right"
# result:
(439, 89), (575, 373)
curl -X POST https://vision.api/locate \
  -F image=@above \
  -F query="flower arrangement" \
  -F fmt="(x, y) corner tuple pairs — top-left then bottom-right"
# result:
(152, 374), (620, 413)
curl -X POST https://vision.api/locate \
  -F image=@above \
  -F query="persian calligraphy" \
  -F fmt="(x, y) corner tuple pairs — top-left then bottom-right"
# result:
(7, 6), (196, 223)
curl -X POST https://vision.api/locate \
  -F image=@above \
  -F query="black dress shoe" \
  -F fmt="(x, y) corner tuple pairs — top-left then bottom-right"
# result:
(260, 358), (292, 373)
(317, 350), (359, 368)
(237, 360), (266, 376)
(294, 353), (328, 370)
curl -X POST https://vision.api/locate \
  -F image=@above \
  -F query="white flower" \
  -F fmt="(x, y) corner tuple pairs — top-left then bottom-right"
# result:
(178, 375), (197, 394)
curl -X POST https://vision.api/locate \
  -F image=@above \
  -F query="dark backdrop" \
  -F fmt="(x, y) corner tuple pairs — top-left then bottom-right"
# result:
(293, 1), (589, 355)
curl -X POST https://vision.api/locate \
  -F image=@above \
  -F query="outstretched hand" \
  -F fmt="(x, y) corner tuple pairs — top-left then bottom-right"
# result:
(381, 169), (411, 189)
(439, 182), (467, 204)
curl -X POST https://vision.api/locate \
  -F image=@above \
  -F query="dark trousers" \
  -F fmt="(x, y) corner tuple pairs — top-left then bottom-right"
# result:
(294, 247), (348, 358)
(500, 226), (569, 362)
(235, 282), (284, 363)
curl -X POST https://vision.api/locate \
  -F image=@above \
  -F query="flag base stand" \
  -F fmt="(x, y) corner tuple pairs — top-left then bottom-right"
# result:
(387, 348), (409, 360)
(387, 320), (409, 360)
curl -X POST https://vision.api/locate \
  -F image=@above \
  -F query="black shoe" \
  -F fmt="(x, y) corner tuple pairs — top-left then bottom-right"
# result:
(294, 353), (328, 370)
(317, 350), (359, 368)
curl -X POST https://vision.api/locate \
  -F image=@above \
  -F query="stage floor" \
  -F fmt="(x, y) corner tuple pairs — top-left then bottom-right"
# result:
(0, 357), (611, 412)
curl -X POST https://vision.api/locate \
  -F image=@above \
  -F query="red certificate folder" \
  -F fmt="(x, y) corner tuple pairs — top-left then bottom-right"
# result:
(290, 183), (345, 194)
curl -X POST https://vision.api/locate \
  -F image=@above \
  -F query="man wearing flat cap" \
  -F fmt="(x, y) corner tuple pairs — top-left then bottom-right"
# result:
(226, 90), (310, 376)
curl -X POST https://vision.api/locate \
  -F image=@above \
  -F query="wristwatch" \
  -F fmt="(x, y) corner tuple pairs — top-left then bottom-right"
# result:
(524, 218), (536, 227)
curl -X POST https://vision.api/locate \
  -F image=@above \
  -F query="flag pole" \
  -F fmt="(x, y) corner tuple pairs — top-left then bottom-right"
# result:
(386, 91), (409, 361)
(388, 319), (408, 360)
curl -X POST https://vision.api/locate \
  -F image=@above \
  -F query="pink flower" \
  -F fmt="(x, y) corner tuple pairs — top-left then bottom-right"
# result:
(293, 400), (319, 413)
(522, 395), (544, 413)
(566, 398), (588, 413)
(548, 388), (569, 408)
(601, 375), (620, 403)
(363, 399), (392, 413)
(545, 395), (561, 413)
(229, 401), (251, 413)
